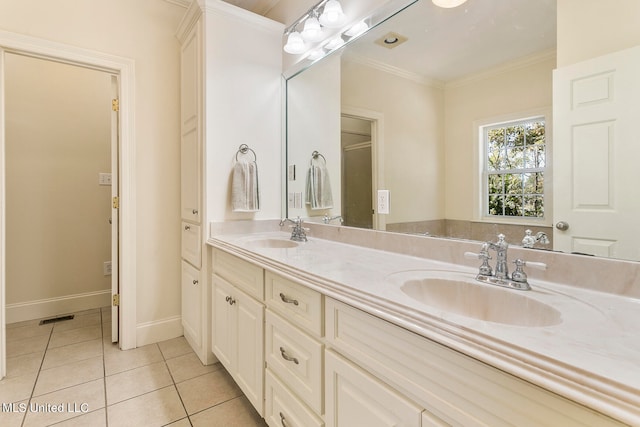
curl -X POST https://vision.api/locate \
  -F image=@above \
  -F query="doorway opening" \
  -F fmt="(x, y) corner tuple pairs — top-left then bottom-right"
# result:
(0, 31), (137, 379)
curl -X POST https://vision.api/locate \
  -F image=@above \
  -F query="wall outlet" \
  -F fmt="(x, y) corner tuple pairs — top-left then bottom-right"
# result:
(103, 261), (112, 276)
(377, 190), (390, 214)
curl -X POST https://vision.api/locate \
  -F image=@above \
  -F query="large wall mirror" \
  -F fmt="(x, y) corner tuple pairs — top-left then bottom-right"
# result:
(285, 0), (640, 262)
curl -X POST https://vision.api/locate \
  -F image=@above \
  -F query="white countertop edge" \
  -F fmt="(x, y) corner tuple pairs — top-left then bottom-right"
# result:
(207, 236), (640, 425)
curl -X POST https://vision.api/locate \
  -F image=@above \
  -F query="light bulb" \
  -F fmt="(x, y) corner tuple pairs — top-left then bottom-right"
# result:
(345, 20), (369, 37)
(283, 31), (306, 54)
(325, 35), (345, 50)
(319, 0), (346, 28)
(301, 17), (323, 42)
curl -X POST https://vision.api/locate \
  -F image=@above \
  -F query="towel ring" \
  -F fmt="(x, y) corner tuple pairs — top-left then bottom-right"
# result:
(236, 144), (257, 162)
(310, 150), (326, 165)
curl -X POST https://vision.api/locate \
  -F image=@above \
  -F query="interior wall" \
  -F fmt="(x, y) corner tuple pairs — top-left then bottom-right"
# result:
(557, 0), (640, 67)
(287, 54), (342, 220)
(341, 59), (445, 225)
(0, 0), (185, 333)
(443, 55), (556, 222)
(5, 54), (111, 320)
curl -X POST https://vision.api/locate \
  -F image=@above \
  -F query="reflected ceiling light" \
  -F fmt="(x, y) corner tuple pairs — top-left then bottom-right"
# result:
(432, 0), (468, 8)
(307, 48), (326, 61)
(345, 20), (369, 38)
(319, 0), (346, 28)
(325, 35), (345, 50)
(301, 16), (324, 42)
(283, 31), (306, 54)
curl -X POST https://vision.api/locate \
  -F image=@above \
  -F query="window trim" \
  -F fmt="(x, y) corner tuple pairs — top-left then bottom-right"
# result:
(473, 108), (553, 226)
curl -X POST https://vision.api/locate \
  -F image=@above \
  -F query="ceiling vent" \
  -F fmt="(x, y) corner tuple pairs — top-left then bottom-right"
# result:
(375, 32), (408, 49)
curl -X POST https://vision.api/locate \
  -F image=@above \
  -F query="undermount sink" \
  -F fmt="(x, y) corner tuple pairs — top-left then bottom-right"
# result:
(245, 238), (299, 249)
(398, 273), (562, 327)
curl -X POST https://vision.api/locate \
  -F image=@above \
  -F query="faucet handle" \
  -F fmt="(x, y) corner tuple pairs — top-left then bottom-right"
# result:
(464, 251), (493, 276)
(511, 259), (547, 285)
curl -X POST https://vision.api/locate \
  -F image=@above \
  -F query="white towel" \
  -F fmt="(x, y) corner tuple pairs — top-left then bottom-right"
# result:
(305, 162), (333, 210)
(231, 158), (260, 212)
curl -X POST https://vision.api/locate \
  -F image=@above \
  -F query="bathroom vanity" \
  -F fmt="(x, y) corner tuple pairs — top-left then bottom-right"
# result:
(207, 223), (639, 426)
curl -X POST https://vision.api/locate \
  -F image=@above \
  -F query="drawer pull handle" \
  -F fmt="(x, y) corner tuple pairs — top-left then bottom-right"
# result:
(279, 412), (289, 427)
(192, 279), (198, 285)
(184, 225), (191, 231)
(279, 293), (299, 306)
(225, 296), (236, 305)
(279, 347), (299, 364)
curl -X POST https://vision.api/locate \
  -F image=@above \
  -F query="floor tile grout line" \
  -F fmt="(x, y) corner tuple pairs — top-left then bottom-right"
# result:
(163, 347), (194, 426)
(21, 322), (54, 427)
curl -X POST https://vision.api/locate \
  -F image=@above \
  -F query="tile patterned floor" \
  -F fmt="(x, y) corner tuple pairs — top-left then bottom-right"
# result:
(1, 307), (267, 427)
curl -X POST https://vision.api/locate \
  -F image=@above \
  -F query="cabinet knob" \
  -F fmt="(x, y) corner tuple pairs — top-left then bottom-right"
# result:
(192, 209), (198, 215)
(279, 347), (299, 365)
(192, 279), (198, 285)
(279, 293), (299, 306)
(225, 296), (236, 305)
(184, 225), (191, 231)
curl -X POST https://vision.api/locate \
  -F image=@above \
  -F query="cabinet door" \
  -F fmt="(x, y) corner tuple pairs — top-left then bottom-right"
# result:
(235, 289), (265, 416)
(180, 22), (201, 223)
(212, 275), (235, 369)
(182, 261), (201, 347)
(325, 350), (422, 427)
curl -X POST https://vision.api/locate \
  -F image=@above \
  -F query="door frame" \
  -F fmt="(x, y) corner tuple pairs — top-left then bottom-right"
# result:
(341, 106), (385, 230)
(0, 30), (137, 376)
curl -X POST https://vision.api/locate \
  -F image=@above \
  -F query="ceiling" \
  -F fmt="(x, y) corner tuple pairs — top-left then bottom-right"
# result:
(345, 0), (557, 82)
(222, 0), (557, 82)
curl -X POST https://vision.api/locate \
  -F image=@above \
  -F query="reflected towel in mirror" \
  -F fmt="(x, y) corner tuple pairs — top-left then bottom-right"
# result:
(232, 157), (260, 212)
(305, 161), (333, 209)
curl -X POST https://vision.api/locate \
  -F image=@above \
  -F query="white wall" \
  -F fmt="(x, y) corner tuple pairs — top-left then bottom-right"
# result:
(0, 0), (185, 335)
(203, 3), (284, 223)
(557, 0), (640, 67)
(5, 54), (112, 321)
(341, 60), (445, 225)
(287, 54), (342, 220)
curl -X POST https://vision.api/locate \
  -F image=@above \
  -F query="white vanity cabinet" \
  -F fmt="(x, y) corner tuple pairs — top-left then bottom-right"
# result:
(211, 249), (265, 416)
(325, 297), (625, 427)
(264, 272), (325, 426)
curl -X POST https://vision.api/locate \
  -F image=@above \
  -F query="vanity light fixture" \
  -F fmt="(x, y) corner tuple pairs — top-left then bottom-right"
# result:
(345, 20), (369, 37)
(307, 47), (326, 61)
(319, 0), (346, 28)
(283, 31), (306, 54)
(301, 15), (324, 42)
(325, 35), (345, 50)
(432, 0), (468, 8)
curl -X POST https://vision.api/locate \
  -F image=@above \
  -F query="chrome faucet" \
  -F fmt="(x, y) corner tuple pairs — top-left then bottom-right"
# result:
(521, 229), (550, 248)
(322, 214), (343, 224)
(279, 216), (308, 242)
(465, 234), (547, 290)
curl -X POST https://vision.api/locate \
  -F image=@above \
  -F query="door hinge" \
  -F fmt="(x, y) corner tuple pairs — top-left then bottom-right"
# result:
(112, 294), (120, 306)
(112, 98), (119, 112)
(113, 196), (119, 209)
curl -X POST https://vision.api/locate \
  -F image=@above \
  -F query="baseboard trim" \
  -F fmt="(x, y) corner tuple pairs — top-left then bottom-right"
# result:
(136, 315), (184, 347)
(6, 290), (111, 324)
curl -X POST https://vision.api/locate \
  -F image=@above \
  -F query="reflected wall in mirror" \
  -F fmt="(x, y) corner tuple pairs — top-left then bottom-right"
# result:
(285, 0), (640, 262)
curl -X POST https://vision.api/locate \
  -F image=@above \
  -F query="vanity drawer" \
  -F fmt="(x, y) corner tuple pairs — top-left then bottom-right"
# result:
(265, 271), (323, 336)
(265, 309), (324, 414)
(265, 369), (324, 427)
(181, 222), (201, 268)
(212, 249), (264, 300)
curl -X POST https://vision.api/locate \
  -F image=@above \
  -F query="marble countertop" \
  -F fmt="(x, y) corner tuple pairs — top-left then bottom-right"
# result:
(208, 230), (640, 425)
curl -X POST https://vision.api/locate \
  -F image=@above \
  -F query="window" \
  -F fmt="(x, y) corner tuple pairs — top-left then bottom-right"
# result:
(483, 117), (546, 218)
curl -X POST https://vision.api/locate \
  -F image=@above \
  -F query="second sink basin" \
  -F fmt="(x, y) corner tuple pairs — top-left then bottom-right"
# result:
(245, 238), (299, 249)
(397, 272), (562, 327)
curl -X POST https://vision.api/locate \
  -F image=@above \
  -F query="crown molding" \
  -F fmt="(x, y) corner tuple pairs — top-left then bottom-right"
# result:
(344, 53), (445, 89)
(165, 0), (191, 7)
(199, 0), (284, 33)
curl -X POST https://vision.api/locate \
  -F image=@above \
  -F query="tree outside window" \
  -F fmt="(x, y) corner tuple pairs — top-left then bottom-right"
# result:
(485, 118), (545, 218)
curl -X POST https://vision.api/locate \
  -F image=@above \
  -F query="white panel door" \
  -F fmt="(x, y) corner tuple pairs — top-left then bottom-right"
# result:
(553, 45), (640, 260)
